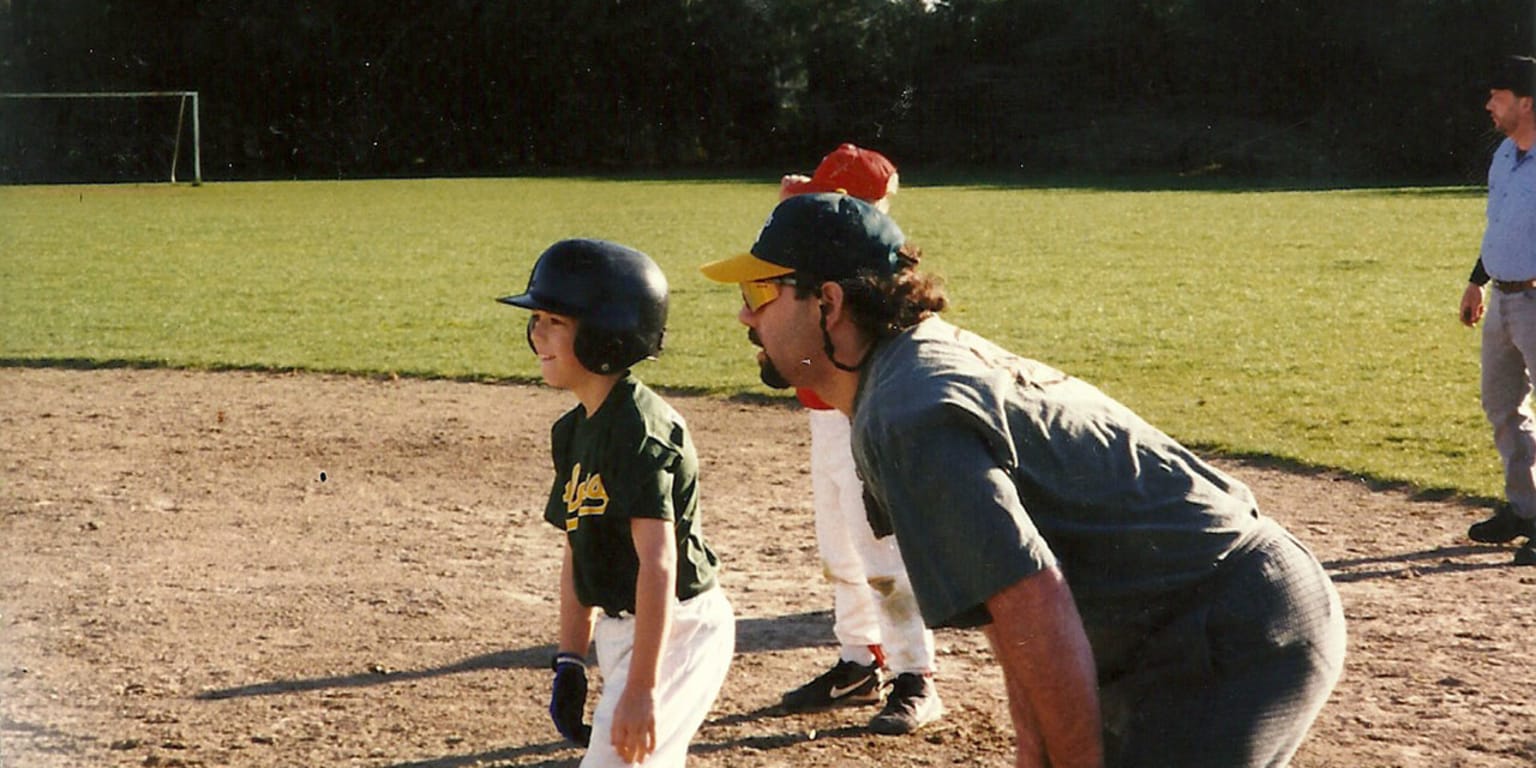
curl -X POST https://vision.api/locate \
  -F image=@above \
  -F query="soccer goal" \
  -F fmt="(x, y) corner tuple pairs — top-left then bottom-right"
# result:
(0, 90), (202, 185)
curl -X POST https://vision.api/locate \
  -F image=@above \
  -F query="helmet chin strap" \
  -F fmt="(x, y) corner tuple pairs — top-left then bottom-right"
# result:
(819, 302), (873, 373)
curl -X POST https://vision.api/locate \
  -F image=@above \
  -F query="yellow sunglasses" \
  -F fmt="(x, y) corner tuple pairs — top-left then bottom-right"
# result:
(740, 276), (797, 312)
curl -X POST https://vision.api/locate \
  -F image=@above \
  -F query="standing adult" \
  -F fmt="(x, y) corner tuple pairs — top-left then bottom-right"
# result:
(774, 144), (942, 736)
(1459, 55), (1536, 566)
(701, 194), (1346, 767)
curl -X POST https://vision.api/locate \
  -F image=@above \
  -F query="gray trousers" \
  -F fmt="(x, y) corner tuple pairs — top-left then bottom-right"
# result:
(1482, 288), (1536, 519)
(1098, 521), (1346, 768)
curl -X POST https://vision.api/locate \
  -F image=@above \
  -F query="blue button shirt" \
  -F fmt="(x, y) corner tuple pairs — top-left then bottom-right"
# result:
(1480, 137), (1536, 281)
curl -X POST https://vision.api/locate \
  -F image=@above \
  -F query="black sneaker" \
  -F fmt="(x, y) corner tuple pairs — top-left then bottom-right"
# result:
(1515, 542), (1536, 566)
(779, 659), (881, 712)
(1468, 504), (1536, 544)
(867, 672), (943, 735)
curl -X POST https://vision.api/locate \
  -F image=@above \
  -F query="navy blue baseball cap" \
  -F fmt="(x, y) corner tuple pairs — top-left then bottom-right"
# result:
(700, 193), (905, 284)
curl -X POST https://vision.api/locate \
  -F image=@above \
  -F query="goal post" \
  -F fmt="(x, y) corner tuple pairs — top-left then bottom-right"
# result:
(0, 90), (202, 185)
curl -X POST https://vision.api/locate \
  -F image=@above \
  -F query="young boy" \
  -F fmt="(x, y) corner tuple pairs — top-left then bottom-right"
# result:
(499, 238), (735, 767)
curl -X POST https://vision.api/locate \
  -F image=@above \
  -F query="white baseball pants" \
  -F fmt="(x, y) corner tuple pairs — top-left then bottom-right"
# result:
(583, 587), (734, 768)
(807, 408), (935, 675)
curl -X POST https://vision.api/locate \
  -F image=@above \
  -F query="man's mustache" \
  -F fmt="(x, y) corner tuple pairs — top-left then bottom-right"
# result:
(746, 327), (792, 389)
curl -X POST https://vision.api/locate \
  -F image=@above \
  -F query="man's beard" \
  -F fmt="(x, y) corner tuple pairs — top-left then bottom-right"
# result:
(749, 328), (793, 389)
(758, 356), (791, 389)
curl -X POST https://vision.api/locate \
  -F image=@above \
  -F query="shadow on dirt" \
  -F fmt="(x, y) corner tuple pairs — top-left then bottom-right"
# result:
(383, 742), (579, 768)
(193, 646), (555, 700)
(1323, 544), (1517, 583)
(693, 716), (868, 754)
(195, 612), (834, 701)
(373, 708), (858, 768)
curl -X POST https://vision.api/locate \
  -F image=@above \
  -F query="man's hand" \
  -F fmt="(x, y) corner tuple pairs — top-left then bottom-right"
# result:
(549, 652), (592, 746)
(779, 173), (813, 200)
(1461, 283), (1486, 327)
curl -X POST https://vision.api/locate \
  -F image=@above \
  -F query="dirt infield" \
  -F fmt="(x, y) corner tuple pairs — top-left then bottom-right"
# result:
(3, 367), (1535, 768)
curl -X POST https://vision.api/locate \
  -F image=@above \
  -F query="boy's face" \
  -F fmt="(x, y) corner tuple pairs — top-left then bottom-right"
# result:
(528, 310), (584, 389)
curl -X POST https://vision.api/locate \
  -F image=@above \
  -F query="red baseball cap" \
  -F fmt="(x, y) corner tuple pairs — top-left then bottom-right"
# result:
(781, 143), (898, 203)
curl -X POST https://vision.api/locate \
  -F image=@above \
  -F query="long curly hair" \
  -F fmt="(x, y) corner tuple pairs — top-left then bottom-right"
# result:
(794, 244), (947, 341)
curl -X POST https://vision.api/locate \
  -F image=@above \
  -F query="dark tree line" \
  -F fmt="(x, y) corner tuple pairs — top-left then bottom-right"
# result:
(1, 0), (1530, 184)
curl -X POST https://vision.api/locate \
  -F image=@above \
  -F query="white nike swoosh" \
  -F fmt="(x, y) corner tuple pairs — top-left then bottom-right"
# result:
(828, 677), (872, 699)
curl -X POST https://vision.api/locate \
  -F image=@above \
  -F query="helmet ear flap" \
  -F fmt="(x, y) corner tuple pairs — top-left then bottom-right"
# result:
(574, 328), (632, 374)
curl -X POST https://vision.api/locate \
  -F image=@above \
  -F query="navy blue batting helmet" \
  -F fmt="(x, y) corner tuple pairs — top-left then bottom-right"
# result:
(499, 239), (668, 374)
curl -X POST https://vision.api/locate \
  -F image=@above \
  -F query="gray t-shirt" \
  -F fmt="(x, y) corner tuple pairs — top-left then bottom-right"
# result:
(852, 318), (1264, 665)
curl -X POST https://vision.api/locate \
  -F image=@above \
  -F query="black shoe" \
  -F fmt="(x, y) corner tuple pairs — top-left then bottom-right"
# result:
(1468, 504), (1536, 544)
(780, 659), (881, 712)
(1515, 542), (1536, 566)
(867, 673), (944, 735)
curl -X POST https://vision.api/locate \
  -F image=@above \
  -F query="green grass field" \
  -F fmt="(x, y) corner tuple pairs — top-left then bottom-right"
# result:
(0, 178), (1494, 499)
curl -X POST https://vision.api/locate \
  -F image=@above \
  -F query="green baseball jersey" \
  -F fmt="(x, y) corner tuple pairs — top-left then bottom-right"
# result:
(543, 375), (720, 616)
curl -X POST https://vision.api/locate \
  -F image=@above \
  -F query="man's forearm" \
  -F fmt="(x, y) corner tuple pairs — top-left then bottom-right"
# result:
(984, 567), (1103, 768)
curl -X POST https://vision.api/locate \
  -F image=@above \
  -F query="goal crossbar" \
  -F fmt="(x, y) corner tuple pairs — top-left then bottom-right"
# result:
(0, 90), (202, 185)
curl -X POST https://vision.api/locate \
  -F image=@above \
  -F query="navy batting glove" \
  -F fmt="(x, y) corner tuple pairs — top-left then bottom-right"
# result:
(549, 652), (592, 746)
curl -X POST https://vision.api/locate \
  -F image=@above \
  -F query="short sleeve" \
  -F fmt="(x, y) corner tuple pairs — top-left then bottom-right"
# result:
(544, 413), (578, 531)
(860, 398), (1058, 628)
(603, 438), (677, 523)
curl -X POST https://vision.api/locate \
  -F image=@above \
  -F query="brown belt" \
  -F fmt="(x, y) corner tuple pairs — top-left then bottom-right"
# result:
(1494, 279), (1536, 293)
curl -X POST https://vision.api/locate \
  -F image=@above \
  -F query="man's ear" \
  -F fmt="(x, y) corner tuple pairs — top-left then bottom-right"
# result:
(818, 281), (848, 326)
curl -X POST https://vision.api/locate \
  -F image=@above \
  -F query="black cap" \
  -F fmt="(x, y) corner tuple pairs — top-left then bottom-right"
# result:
(1490, 55), (1536, 97)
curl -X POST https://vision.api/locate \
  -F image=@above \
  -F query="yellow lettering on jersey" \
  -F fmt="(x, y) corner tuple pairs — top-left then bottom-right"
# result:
(562, 463), (609, 530)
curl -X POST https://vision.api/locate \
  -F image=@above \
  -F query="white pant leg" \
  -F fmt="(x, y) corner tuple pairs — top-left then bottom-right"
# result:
(1483, 290), (1536, 518)
(584, 589), (735, 768)
(809, 409), (936, 675)
(809, 409), (881, 651)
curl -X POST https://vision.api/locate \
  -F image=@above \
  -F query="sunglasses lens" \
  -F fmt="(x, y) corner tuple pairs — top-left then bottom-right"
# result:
(741, 281), (781, 312)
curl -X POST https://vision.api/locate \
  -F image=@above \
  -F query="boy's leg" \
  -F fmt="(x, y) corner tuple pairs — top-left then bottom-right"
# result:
(584, 613), (631, 768)
(818, 412), (942, 735)
(808, 410), (882, 661)
(857, 518), (943, 735)
(781, 411), (883, 713)
(585, 589), (736, 767)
